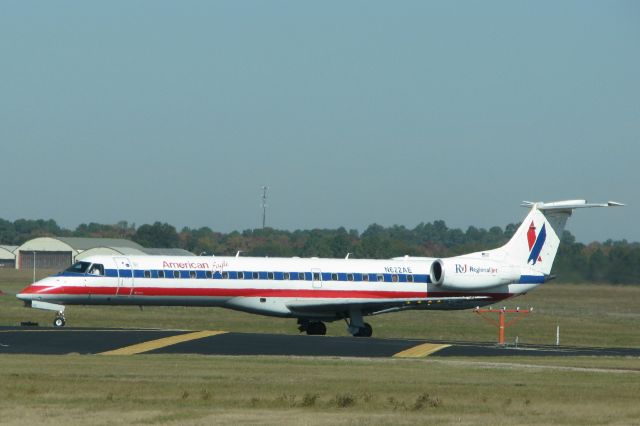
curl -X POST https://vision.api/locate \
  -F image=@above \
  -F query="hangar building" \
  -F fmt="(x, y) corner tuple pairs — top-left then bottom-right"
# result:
(14, 237), (194, 270)
(75, 246), (194, 261)
(0, 245), (17, 268)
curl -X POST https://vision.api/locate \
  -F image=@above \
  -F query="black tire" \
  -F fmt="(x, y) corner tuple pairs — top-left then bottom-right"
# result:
(353, 323), (373, 337)
(362, 323), (372, 337)
(316, 321), (327, 336)
(306, 321), (327, 336)
(53, 317), (65, 327)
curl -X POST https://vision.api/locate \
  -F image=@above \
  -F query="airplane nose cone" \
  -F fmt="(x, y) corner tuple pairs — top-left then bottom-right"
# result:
(16, 296), (33, 308)
(16, 285), (37, 301)
(16, 289), (35, 308)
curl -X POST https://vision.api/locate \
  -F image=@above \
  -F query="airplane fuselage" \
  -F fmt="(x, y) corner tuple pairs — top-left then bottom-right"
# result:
(19, 255), (537, 322)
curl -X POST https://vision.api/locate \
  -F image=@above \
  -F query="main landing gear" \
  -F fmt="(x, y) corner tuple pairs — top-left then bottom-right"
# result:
(350, 322), (372, 337)
(298, 319), (327, 336)
(347, 308), (373, 337)
(297, 309), (374, 338)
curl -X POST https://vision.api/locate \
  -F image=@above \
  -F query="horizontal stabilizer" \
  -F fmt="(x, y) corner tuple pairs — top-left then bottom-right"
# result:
(521, 200), (625, 211)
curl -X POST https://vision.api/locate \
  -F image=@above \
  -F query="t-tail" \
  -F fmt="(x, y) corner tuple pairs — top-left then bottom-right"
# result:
(429, 200), (624, 290)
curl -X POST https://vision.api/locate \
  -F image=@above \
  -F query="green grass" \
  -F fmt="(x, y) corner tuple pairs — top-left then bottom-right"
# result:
(1, 269), (639, 425)
(0, 355), (639, 425)
(2, 269), (638, 347)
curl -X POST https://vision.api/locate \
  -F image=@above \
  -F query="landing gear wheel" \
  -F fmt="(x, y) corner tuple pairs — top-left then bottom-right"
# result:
(362, 323), (372, 337)
(297, 319), (308, 333)
(298, 319), (327, 336)
(353, 323), (372, 337)
(53, 316), (66, 327)
(306, 321), (327, 336)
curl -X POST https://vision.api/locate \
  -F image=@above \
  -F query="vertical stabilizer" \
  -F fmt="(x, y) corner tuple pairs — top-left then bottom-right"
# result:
(499, 207), (560, 275)
(492, 200), (623, 276)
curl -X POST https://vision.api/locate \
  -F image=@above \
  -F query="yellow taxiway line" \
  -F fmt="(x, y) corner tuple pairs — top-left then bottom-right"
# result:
(100, 330), (227, 355)
(393, 343), (451, 358)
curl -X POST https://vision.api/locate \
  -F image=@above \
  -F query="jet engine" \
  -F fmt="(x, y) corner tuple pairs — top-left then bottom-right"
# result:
(429, 258), (521, 290)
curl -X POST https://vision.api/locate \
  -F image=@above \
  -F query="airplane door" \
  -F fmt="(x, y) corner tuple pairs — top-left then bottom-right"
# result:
(311, 268), (322, 289)
(114, 256), (134, 296)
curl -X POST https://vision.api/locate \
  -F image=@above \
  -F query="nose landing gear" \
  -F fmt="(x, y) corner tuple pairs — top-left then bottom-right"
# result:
(27, 300), (67, 328)
(53, 312), (66, 327)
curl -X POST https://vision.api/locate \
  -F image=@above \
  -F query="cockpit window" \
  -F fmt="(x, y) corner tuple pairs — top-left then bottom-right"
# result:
(89, 264), (104, 276)
(65, 262), (92, 274)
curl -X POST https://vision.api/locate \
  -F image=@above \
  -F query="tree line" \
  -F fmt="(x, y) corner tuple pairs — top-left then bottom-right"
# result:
(1, 217), (638, 284)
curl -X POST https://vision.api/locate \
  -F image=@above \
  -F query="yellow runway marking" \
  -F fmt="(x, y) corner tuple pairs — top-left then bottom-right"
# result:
(393, 343), (451, 358)
(100, 330), (227, 355)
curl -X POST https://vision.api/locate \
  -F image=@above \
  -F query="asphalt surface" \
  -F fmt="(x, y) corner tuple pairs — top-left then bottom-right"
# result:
(1, 326), (638, 358)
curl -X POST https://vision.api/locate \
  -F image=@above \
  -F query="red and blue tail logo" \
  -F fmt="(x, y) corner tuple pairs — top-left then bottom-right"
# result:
(527, 221), (546, 265)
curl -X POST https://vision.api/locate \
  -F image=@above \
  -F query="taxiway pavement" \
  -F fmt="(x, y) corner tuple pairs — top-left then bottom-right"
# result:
(1, 326), (637, 358)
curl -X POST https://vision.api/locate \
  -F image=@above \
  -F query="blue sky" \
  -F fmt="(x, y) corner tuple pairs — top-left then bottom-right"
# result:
(1, 1), (638, 243)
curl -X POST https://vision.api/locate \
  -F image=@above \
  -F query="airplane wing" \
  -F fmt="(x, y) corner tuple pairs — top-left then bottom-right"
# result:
(286, 295), (490, 318)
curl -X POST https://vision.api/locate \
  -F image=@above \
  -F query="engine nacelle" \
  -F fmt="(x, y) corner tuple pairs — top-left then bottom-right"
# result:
(429, 258), (521, 290)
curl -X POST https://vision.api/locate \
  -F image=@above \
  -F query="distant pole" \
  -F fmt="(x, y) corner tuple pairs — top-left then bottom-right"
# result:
(32, 251), (36, 283)
(556, 325), (560, 346)
(261, 186), (268, 229)
(498, 309), (505, 345)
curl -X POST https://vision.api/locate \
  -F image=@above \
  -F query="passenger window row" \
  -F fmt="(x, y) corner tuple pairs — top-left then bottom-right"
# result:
(134, 270), (416, 283)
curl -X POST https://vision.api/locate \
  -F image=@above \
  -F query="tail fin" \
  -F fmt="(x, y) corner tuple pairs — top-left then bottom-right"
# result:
(493, 200), (623, 276)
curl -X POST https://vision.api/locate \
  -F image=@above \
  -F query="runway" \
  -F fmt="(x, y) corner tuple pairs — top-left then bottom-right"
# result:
(1, 326), (638, 358)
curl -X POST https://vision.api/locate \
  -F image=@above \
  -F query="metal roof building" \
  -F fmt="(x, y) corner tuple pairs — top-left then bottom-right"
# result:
(0, 245), (17, 268)
(13, 237), (194, 270)
(143, 248), (195, 256)
(76, 246), (195, 261)
(74, 246), (147, 261)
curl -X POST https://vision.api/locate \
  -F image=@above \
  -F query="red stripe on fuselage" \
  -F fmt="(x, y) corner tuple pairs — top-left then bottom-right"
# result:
(20, 285), (513, 300)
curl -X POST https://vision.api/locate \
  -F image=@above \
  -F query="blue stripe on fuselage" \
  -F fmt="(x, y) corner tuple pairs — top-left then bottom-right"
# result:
(518, 275), (545, 284)
(56, 270), (433, 284)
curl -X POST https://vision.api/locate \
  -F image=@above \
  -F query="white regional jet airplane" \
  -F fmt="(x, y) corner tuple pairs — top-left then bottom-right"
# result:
(17, 200), (622, 337)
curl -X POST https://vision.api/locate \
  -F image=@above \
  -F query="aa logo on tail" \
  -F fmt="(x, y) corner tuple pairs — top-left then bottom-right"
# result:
(527, 221), (546, 265)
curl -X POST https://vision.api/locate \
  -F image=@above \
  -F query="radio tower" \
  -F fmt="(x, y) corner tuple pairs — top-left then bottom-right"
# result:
(261, 186), (268, 229)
